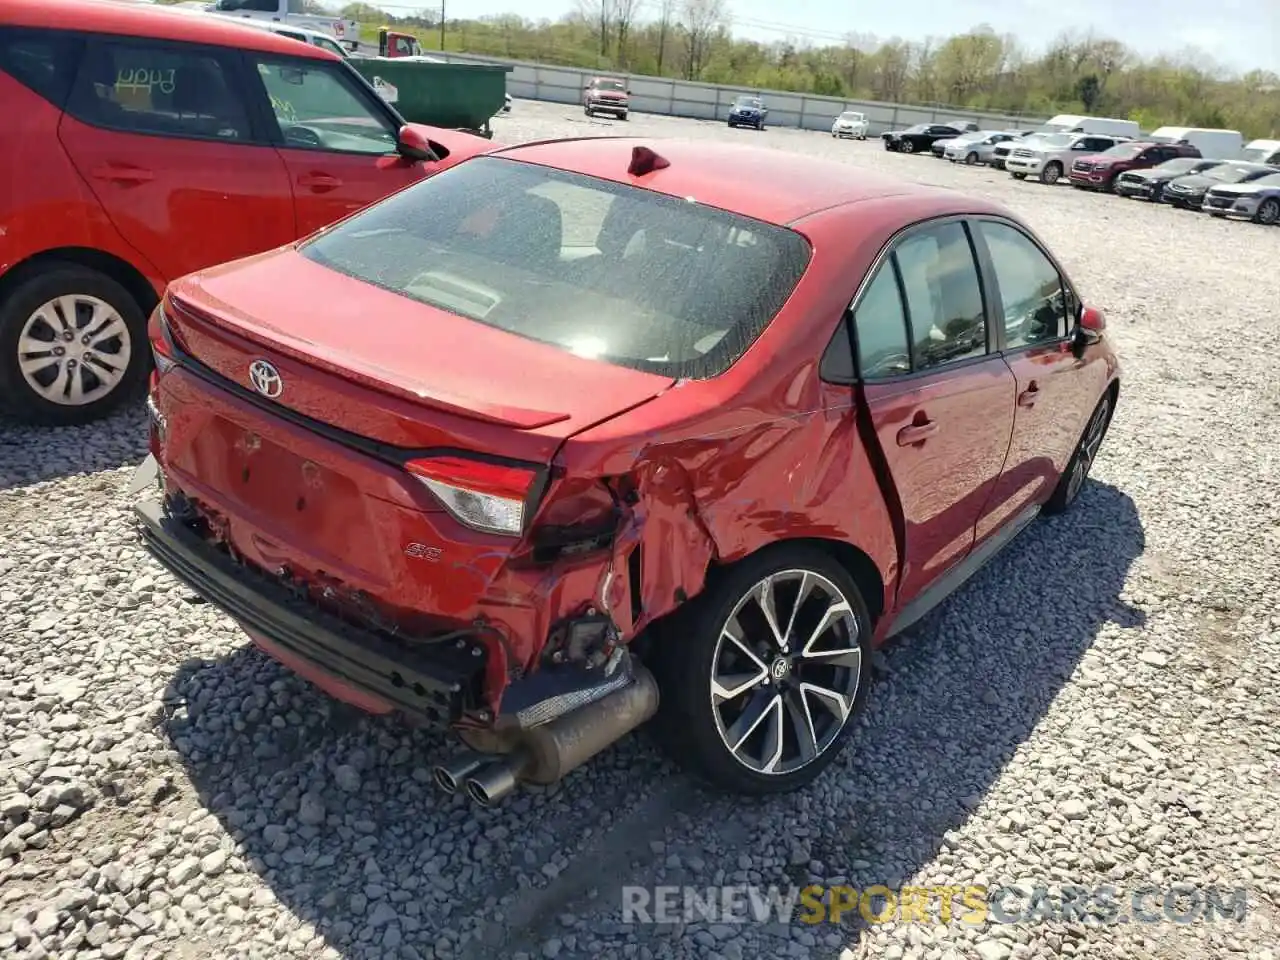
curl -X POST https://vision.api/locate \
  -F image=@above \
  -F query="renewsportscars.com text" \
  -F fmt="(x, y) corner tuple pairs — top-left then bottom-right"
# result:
(620, 883), (1250, 926)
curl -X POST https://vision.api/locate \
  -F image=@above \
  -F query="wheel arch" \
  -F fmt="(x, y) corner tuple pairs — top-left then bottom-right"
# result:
(704, 536), (887, 629)
(0, 247), (162, 319)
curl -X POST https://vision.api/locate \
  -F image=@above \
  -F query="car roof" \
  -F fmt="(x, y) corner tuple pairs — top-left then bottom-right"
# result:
(494, 136), (1003, 225)
(0, 0), (336, 59)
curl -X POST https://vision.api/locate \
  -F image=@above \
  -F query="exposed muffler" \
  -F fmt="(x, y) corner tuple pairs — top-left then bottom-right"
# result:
(461, 663), (659, 807)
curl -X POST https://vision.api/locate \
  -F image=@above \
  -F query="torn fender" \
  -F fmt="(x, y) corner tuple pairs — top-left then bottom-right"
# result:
(600, 459), (717, 638)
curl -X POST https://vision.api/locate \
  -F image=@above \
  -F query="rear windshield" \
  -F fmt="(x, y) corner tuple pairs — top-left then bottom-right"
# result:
(299, 156), (812, 379)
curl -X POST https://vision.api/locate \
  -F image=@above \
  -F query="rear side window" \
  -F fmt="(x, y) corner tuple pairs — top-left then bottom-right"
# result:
(852, 264), (910, 378)
(0, 26), (83, 107)
(67, 39), (251, 142)
(299, 155), (812, 379)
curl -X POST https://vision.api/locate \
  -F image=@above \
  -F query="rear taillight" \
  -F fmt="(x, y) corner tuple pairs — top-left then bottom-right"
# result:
(148, 304), (177, 375)
(406, 456), (538, 536)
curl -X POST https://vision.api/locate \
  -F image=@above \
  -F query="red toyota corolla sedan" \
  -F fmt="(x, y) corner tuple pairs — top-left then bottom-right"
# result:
(131, 137), (1120, 804)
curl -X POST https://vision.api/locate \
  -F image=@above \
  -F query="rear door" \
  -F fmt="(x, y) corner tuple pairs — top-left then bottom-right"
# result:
(852, 219), (1017, 604)
(57, 34), (294, 283)
(239, 52), (431, 237)
(969, 218), (1103, 541)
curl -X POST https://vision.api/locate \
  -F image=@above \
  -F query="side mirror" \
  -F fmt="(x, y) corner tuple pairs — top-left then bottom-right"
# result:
(626, 89), (632, 95)
(1070, 305), (1105, 357)
(396, 124), (436, 163)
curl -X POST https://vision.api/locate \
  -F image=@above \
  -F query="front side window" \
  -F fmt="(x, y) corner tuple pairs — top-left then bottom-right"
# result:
(250, 56), (396, 154)
(67, 40), (250, 141)
(977, 221), (1068, 349)
(298, 156), (812, 379)
(893, 222), (988, 371)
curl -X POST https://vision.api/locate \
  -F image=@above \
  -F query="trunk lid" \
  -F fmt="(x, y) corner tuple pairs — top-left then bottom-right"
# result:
(163, 247), (675, 464)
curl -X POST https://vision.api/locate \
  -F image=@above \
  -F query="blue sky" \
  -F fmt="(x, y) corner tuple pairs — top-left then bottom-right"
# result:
(374, 0), (1279, 75)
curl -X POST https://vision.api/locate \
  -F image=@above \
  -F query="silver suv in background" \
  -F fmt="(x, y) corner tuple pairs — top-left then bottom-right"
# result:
(1005, 133), (1129, 185)
(944, 130), (1021, 165)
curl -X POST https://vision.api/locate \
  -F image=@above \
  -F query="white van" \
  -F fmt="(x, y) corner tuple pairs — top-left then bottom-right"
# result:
(1240, 139), (1280, 165)
(1037, 114), (1140, 139)
(1147, 126), (1243, 159)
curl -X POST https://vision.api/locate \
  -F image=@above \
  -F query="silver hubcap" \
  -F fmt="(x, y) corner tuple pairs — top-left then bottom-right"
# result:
(710, 570), (862, 776)
(18, 295), (132, 406)
(1067, 398), (1110, 502)
(1259, 200), (1279, 225)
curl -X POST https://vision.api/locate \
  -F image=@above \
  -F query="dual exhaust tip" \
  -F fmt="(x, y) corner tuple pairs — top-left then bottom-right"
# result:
(431, 662), (660, 808)
(432, 754), (518, 807)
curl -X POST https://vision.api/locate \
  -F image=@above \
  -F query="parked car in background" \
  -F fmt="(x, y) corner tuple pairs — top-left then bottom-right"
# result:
(1202, 171), (1280, 224)
(228, 16), (352, 59)
(1114, 157), (1225, 203)
(0, 0), (493, 425)
(727, 94), (767, 129)
(1162, 162), (1279, 209)
(944, 130), (1021, 165)
(201, 0), (359, 51)
(830, 110), (868, 139)
(991, 133), (1043, 170)
(582, 76), (629, 119)
(1239, 138), (1280, 165)
(1145, 126), (1243, 160)
(882, 122), (971, 154)
(1068, 140), (1201, 192)
(930, 136), (962, 158)
(132, 136), (1120, 804)
(1006, 133), (1129, 185)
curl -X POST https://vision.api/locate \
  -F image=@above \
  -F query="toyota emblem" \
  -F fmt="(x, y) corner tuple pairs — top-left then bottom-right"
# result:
(248, 360), (283, 398)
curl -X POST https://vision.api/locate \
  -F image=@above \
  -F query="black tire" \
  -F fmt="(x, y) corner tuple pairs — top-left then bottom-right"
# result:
(1011, 172), (1027, 180)
(965, 151), (978, 165)
(1044, 390), (1114, 515)
(619, 111), (629, 121)
(0, 262), (149, 426)
(583, 104), (592, 117)
(649, 544), (873, 795)
(1256, 197), (1280, 225)
(1039, 161), (1063, 185)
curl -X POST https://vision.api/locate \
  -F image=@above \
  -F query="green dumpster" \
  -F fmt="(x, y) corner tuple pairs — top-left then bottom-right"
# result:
(348, 58), (512, 138)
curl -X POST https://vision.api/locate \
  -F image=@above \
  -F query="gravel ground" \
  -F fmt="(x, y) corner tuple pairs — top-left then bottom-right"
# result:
(2, 99), (1279, 960)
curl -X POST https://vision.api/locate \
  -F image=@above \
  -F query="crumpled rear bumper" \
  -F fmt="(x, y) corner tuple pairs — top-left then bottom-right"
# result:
(130, 456), (488, 728)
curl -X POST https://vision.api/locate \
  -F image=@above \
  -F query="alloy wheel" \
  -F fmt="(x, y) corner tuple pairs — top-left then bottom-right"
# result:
(1066, 395), (1111, 503)
(709, 570), (862, 776)
(1257, 198), (1280, 225)
(17, 295), (133, 407)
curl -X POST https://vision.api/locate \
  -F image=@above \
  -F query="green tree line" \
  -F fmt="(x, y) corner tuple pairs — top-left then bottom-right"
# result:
(338, 1), (1279, 137)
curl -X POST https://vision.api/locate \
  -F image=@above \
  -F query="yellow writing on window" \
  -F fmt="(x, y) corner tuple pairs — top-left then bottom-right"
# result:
(115, 67), (175, 95)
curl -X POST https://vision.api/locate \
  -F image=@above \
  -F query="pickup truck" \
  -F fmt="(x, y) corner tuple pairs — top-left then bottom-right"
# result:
(198, 0), (360, 50)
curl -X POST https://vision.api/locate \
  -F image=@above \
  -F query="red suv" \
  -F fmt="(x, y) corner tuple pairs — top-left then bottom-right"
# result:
(132, 139), (1120, 803)
(582, 76), (629, 120)
(1068, 140), (1201, 192)
(0, 0), (493, 425)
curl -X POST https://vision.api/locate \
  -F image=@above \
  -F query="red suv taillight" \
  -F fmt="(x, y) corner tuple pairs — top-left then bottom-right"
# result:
(406, 456), (540, 536)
